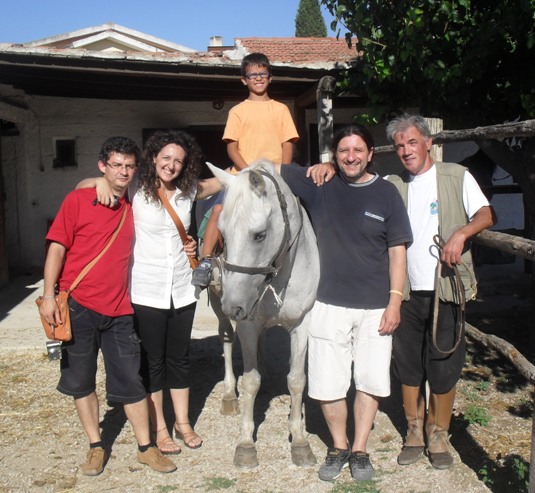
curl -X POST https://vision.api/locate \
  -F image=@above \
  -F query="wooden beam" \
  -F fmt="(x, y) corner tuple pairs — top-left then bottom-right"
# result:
(375, 119), (535, 154)
(473, 229), (535, 261)
(466, 323), (535, 384)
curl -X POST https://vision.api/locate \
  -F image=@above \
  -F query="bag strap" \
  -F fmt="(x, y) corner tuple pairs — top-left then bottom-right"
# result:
(67, 205), (128, 294)
(157, 188), (191, 246)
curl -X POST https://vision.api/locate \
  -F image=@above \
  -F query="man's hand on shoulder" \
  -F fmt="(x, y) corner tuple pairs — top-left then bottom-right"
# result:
(77, 177), (117, 208)
(306, 162), (336, 186)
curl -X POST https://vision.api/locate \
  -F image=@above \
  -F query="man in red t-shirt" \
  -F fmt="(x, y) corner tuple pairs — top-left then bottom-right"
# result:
(39, 137), (176, 476)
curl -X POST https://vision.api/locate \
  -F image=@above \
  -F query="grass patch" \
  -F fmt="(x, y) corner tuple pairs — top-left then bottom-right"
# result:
(330, 481), (380, 493)
(478, 454), (529, 492)
(463, 404), (491, 426)
(205, 477), (236, 490)
(475, 380), (490, 392)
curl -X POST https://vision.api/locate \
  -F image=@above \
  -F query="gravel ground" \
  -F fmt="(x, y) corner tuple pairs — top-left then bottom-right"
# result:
(0, 273), (500, 493)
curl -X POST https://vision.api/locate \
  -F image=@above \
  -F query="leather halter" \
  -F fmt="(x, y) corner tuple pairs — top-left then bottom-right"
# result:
(222, 169), (302, 284)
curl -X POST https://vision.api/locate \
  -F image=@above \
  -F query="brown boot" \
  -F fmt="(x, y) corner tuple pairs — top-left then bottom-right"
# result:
(426, 388), (456, 470)
(397, 385), (425, 465)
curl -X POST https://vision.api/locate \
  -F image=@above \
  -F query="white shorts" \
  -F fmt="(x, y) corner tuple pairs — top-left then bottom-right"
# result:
(307, 301), (392, 400)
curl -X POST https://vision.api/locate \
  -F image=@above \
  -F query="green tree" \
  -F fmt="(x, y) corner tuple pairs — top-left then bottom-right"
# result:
(295, 0), (327, 37)
(321, 0), (535, 240)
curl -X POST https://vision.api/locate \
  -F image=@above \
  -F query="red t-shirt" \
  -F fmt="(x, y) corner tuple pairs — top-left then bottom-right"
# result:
(46, 188), (135, 317)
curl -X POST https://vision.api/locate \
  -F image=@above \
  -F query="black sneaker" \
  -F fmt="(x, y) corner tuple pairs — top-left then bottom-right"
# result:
(192, 258), (212, 287)
(349, 451), (375, 481)
(318, 447), (350, 481)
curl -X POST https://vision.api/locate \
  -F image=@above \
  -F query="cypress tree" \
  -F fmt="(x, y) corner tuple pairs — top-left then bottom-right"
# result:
(295, 0), (327, 37)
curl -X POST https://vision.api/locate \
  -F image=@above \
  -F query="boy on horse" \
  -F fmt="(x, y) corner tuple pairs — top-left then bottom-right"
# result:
(192, 52), (299, 287)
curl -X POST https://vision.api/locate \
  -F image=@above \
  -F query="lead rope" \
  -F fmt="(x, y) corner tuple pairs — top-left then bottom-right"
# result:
(431, 234), (466, 355)
(259, 284), (284, 308)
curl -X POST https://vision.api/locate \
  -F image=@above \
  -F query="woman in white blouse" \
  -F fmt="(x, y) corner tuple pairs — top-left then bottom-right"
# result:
(78, 130), (220, 455)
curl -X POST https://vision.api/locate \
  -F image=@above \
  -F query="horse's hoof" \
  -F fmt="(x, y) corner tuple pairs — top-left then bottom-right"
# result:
(233, 445), (258, 468)
(291, 444), (317, 467)
(220, 398), (240, 416)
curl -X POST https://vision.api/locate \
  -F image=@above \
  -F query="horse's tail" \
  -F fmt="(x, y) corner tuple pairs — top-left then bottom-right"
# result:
(257, 328), (267, 379)
(257, 326), (292, 386)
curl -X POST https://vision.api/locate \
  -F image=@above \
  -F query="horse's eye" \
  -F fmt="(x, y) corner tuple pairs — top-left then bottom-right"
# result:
(254, 231), (267, 242)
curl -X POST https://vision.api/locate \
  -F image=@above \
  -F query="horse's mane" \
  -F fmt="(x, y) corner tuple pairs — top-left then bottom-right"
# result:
(222, 159), (276, 221)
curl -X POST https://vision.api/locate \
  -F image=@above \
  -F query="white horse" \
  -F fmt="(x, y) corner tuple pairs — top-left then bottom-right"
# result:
(206, 160), (319, 468)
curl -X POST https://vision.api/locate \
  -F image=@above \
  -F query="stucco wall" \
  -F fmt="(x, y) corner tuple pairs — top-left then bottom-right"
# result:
(0, 95), (523, 273)
(1, 94), (302, 271)
(1, 134), (20, 267)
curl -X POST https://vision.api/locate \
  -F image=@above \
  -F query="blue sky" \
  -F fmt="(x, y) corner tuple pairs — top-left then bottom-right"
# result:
(0, 0), (345, 51)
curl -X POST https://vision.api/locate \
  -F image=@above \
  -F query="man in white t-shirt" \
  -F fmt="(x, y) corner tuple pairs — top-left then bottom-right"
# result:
(385, 114), (495, 470)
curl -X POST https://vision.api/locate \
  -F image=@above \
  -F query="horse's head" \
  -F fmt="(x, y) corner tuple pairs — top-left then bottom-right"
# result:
(206, 160), (294, 321)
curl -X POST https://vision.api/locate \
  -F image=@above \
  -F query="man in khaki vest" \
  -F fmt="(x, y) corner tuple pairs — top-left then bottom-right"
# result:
(386, 114), (494, 469)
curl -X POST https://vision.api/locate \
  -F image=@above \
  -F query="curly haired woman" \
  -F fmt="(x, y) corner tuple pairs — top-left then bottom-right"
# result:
(78, 130), (220, 455)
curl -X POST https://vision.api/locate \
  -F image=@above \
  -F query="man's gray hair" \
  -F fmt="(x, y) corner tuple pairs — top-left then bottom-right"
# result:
(386, 114), (432, 142)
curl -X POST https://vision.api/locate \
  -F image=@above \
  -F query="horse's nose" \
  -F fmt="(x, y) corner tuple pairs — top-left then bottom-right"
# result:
(231, 305), (247, 321)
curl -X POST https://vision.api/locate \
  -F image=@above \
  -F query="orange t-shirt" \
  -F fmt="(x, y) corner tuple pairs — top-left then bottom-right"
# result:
(222, 99), (299, 166)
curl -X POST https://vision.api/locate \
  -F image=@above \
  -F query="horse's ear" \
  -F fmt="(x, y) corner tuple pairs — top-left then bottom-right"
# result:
(206, 162), (235, 188)
(249, 169), (266, 197)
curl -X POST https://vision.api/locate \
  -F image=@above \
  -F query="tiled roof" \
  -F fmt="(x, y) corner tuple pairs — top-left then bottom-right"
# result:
(0, 27), (361, 72)
(16, 24), (359, 67)
(236, 37), (360, 65)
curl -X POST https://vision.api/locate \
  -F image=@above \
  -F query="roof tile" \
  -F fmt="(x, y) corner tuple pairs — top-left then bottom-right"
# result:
(237, 37), (359, 64)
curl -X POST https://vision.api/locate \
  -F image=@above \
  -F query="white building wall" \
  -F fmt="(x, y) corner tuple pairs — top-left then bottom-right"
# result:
(2, 134), (20, 267)
(1, 94), (299, 271)
(1, 94), (524, 273)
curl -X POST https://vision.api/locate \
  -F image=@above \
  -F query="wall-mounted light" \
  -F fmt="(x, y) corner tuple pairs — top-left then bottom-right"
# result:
(212, 100), (224, 111)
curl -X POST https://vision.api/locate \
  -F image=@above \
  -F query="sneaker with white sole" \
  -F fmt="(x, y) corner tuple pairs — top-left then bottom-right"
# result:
(318, 447), (350, 481)
(349, 451), (375, 481)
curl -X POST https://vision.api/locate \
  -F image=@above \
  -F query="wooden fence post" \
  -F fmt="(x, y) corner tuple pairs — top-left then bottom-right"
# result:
(425, 117), (443, 162)
(317, 76), (336, 163)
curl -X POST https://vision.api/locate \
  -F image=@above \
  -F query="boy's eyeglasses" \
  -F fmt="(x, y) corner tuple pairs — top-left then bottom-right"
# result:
(244, 72), (271, 80)
(105, 162), (137, 171)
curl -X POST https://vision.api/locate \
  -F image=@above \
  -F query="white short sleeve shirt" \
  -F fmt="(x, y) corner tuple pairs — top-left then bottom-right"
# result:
(406, 165), (489, 290)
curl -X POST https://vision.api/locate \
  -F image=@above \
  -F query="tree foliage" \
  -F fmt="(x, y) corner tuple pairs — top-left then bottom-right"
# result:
(321, 0), (535, 126)
(295, 0), (327, 37)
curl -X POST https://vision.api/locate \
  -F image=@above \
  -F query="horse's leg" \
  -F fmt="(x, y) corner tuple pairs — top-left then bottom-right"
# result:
(210, 287), (239, 416)
(233, 322), (261, 468)
(221, 325), (239, 416)
(288, 316), (316, 466)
